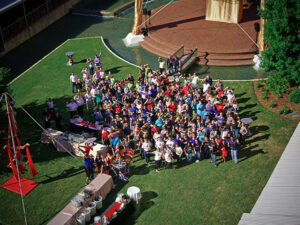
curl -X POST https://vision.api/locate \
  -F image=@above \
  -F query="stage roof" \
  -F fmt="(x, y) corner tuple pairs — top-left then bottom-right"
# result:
(0, 0), (25, 14)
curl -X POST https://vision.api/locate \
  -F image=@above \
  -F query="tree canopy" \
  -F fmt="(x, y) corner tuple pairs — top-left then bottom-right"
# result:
(259, 0), (300, 96)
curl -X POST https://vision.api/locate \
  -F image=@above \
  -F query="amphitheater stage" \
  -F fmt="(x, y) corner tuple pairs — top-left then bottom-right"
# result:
(139, 0), (260, 66)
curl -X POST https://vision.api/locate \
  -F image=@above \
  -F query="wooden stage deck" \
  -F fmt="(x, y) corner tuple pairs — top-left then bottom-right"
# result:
(139, 0), (260, 66)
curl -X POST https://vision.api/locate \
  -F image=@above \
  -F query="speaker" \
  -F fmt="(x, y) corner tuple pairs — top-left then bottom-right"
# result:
(254, 22), (260, 32)
(143, 8), (148, 15)
(147, 10), (151, 16)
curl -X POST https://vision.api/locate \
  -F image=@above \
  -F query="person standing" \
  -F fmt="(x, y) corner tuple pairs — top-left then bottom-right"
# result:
(42, 106), (51, 129)
(76, 79), (83, 93)
(46, 98), (55, 119)
(167, 57), (174, 75)
(95, 89), (102, 109)
(84, 153), (94, 184)
(158, 57), (166, 74)
(208, 138), (218, 167)
(95, 154), (104, 174)
(54, 112), (62, 131)
(174, 143), (183, 167)
(164, 147), (175, 170)
(74, 93), (84, 117)
(150, 148), (162, 173)
(173, 56), (179, 73)
(70, 72), (77, 93)
(184, 142), (193, 164)
(142, 138), (151, 164)
(220, 140), (228, 163)
(228, 136), (239, 164)
(194, 139), (201, 162)
(66, 99), (78, 118)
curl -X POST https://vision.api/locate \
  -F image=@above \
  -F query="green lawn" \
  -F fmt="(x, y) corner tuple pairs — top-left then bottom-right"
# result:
(0, 37), (297, 225)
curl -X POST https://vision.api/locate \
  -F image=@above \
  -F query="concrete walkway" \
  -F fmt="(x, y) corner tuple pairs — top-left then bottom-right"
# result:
(238, 123), (300, 225)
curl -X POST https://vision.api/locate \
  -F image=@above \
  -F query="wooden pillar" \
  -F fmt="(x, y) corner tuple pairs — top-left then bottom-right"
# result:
(132, 0), (143, 35)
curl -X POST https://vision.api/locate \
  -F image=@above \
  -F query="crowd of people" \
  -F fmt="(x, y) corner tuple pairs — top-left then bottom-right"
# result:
(42, 52), (252, 183)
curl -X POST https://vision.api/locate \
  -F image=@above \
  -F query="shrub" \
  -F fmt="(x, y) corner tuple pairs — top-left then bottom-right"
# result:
(266, 73), (289, 97)
(289, 88), (300, 103)
(256, 82), (264, 88)
(279, 106), (290, 115)
(269, 102), (277, 108)
(262, 93), (267, 100)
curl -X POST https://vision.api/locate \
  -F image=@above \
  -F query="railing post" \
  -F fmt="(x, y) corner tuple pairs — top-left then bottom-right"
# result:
(0, 26), (5, 53)
(22, 2), (31, 38)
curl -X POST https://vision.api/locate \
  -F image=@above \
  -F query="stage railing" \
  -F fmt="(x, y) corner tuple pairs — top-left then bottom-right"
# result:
(171, 45), (184, 59)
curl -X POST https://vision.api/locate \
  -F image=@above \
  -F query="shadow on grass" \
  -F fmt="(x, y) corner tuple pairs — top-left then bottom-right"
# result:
(239, 110), (261, 121)
(239, 103), (257, 111)
(122, 191), (158, 225)
(107, 66), (132, 74)
(238, 144), (266, 163)
(39, 165), (85, 184)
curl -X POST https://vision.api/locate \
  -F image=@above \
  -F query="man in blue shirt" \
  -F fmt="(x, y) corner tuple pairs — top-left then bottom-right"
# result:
(84, 154), (94, 184)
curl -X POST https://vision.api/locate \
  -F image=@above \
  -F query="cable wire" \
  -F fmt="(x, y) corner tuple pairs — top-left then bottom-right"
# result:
(6, 93), (82, 164)
(4, 93), (28, 225)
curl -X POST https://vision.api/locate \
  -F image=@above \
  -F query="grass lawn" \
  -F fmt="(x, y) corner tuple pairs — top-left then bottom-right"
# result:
(0, 37), (297, 225)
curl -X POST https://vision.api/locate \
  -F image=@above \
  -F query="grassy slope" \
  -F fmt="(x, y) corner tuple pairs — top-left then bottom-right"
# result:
(0, 38), (297, 225)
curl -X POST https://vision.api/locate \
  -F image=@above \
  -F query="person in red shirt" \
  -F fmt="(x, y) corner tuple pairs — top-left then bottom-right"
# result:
(145, 99), (154, 111)
(102, 128), (110, 145)
(79, 143), (93, 155)
(165, 87), (172, 98)
(151, 125), (159, 135)
(182, 83), (191, 95)
(167, 101), (177, 114)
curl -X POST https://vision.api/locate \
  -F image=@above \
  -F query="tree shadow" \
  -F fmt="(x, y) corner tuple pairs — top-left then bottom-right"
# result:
(149, 16), (206, 31)
(239, 110), (261, 120)
(246, 134), (270, 145)
(235, 92), (246, 98)
(39, 165), (85, 184)
(237, 97), (250, 104)
(239, 145), (266, 163)
(122, 191), (158, 225)
(239, 103), (257, 111)
(74, 59), (87, 64)
(250, 125), (270, 134)
(106, 66), (132, 74)
(131, 163), (150, 176)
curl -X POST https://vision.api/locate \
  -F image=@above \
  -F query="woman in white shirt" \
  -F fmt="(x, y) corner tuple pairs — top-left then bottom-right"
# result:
(150, 148), (163, 172)
(142, 139), (151, 164)
(85, 88), (93, 111)
(164, 148), (175, 170)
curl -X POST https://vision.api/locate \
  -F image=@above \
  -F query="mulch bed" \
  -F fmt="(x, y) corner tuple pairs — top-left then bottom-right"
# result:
(253, 81), (300, 122)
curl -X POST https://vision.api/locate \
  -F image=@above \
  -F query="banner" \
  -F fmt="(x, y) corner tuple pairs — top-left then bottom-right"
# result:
(205, 0), (243, 24)
(26, 146), (38, 177)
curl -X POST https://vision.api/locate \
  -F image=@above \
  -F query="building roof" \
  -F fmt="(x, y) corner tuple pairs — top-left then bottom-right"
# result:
(0, 0), (25, 15)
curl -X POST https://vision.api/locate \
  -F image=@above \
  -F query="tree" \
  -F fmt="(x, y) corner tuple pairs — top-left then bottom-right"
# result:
(259, 0), (300, 96)
(0, 67), (10, 94)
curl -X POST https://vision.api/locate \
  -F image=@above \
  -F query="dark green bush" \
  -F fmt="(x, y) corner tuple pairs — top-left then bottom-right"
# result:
(269, 102), (277, 108)
(266, 74), (289, 97)
(256, 82), (264, 88)
(279, 106), (290, 115)
(289, 88), (300, 103)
